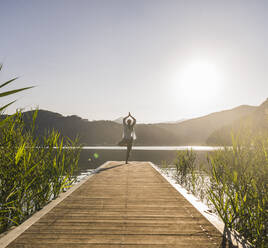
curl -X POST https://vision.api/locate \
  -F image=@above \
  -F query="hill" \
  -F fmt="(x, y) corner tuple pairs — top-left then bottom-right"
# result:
(19, 101), (260, 146)
(156, 104), (257, 145)
(23, 110), (122, 145)
(22, 110), (183, 145)
(207, 98), (268, 145)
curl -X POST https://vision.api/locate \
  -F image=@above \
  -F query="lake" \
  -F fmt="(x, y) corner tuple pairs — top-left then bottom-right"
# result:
(77, 146), (223, 174)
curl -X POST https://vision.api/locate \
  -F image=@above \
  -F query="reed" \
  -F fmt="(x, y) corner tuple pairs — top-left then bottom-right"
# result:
(0, 67), (81, 233)
(0, 64), (33, 112)
(174, 149), (196, 187)
(207, 132), (267, 247)
(171, 132), (267, 247)
(0, 111), (81, 233)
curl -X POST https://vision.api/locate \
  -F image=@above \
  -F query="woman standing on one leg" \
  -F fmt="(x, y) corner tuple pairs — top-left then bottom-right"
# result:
(118, 112), (136, 164)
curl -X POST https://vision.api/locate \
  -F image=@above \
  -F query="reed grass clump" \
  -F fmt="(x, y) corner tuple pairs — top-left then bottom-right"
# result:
(172, 132), (267, 247)
(174, 149), (196, 185)
(0, 111), (81, 233)
(207, 133), (268, 247)
(173, 150), (207, 199)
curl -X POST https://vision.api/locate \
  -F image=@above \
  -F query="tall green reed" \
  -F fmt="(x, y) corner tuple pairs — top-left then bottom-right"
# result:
(0, 111), (81, 233)
(0, 66), (81, 233)
(174, 149), (196, 186)
(171, 132), (267, 247)
(207, 132), (267, 247)
(173, 150), (206, 199)
(0, 64), (33, 112)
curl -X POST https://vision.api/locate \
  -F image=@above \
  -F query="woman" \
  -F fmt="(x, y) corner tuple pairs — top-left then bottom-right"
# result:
(118, 112), (136, 164)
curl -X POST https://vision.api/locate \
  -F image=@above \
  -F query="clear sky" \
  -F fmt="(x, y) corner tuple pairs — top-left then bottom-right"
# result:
(0, 0), (267, 123)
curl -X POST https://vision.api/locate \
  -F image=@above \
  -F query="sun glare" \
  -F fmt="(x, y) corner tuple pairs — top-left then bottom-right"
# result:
(173, 60), (222, 101)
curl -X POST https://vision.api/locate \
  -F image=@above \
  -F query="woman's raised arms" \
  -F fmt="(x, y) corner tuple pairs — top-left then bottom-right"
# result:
(129, 113), (136, 127)
(123, 112), (130, 125)
(123, 112), (136, 126)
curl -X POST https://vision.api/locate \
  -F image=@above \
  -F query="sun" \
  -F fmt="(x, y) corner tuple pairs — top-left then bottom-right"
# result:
(173, 60), (222, 101)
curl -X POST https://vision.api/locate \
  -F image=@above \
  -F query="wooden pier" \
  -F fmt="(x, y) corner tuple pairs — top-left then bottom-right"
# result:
(2, 161), (225, 247)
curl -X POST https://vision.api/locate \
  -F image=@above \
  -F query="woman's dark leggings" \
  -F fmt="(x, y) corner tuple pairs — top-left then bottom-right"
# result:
(126, 138), (133, 163)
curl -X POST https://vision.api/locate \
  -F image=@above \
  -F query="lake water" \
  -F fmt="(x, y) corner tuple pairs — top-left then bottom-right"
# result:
(77, 146), (223, 174)
(82, 146), (223, 151)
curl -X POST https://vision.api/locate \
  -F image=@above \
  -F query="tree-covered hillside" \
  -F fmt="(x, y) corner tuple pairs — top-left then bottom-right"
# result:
(19, 101), (265, 146)
(207, 98), (268, 145)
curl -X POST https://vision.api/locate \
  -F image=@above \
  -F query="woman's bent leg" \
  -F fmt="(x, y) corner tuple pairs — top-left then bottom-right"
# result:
(118, 139), (126, 146)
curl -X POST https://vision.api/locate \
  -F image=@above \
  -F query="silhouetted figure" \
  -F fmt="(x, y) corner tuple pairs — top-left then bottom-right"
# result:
(117, 112), (136, 163)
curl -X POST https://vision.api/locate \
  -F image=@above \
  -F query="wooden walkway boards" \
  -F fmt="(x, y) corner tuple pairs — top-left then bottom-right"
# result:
(5, 161), (224, 247)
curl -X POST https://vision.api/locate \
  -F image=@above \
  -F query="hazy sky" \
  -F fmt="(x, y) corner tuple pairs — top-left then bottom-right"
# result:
(1, 0), (267, 123)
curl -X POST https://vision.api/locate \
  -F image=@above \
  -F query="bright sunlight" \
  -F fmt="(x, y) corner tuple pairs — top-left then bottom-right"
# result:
(173, 59), (222, 102)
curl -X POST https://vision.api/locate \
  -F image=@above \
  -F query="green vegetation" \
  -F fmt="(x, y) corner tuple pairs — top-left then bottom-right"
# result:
(168, 132), (268, 247)
(0, 66), (81, 234)
(173, 149), (206, 201)
(208, 133), (267, 247)
(0, 64), (33, 111)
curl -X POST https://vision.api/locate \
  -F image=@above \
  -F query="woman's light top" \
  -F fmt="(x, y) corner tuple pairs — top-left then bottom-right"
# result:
(123, 123), (136, 140)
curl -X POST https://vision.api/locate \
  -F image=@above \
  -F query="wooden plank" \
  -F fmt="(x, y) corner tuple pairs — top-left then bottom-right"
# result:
(4, 161), (224, 247)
